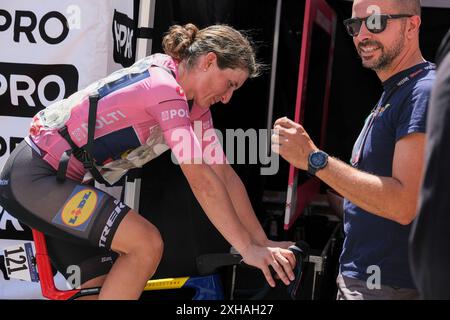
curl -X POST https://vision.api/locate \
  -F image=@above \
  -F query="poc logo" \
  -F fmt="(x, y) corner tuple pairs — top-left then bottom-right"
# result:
(0, 62), (78, 117)
(0, 9), (74, 44)
(112, 10), (136, 68)
(161, 109), (189, 122)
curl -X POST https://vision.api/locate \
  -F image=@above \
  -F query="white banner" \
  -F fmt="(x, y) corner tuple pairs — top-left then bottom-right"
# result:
(0, 116), (31, 170)
(0, 0), (137, 299)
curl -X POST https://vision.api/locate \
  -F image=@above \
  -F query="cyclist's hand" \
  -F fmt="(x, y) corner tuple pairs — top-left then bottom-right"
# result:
(240, 244), (296, 287)
(264, 240), (297, 280)
(265, 239), (295, 251)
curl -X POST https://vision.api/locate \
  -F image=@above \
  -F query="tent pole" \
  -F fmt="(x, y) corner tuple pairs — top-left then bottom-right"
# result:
(124, 0), (155, 211)
(266, 0), (283, 154)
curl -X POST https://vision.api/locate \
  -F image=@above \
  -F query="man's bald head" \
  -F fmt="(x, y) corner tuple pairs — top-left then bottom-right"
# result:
(392, 0), (422, 16)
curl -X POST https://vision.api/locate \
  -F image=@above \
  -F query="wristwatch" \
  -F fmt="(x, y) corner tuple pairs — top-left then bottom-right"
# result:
(307, 150), (329, 176)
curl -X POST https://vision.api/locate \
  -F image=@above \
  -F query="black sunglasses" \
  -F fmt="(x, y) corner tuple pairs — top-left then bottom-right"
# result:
(343, 14), (413, 37)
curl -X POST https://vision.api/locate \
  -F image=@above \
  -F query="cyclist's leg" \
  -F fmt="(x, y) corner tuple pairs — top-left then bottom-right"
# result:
(46, 235), (116, 299)
(49, 213), (164, 300)
(46, 213), (164, 300)
(98, 211), (163, 299)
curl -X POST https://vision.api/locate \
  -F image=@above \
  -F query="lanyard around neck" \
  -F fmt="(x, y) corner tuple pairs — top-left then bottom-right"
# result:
(350, 63), (435, 167)
(374, 63), (436, 113)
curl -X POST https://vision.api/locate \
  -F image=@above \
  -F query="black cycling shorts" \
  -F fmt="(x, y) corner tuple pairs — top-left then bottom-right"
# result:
(0, 140), (131, 284)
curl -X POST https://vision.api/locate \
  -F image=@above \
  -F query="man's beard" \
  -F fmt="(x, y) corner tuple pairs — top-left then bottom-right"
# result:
(357, 32), (406, 72)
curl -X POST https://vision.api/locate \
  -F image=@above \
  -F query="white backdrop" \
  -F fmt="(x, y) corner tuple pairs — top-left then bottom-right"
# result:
(0, 0), (137, 299)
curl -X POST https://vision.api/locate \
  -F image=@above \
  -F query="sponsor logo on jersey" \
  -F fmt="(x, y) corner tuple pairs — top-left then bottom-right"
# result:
(53, 186), (104, 231)
(161, 109), (189, 122)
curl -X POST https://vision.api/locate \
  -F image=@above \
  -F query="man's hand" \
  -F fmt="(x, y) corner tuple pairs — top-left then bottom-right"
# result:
(271, 117), (318, 170)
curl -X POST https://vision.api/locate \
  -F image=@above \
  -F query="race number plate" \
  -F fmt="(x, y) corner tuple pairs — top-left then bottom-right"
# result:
(3, 242), (39, 282)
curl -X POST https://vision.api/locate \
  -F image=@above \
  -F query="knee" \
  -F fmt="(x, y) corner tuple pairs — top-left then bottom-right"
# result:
(144, 222), (164, 260)
(131, 220), (164, 262)
(111, 211), (164, 265)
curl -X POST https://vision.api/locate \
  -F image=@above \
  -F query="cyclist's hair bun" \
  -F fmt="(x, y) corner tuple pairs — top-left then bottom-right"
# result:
(162, 23), (199, 62)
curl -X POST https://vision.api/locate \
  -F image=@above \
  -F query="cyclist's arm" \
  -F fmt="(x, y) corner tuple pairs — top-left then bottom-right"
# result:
(210, 163), (269, 246)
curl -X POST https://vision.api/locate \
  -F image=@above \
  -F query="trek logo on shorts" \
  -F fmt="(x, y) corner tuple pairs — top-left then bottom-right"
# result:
(0, 179), (8, 186)
(52, 186), (104, 231)
(99, 199), (126, 248)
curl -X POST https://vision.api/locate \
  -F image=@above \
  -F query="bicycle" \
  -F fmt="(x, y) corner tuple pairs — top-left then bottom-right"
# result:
(31, 228), (309, 300)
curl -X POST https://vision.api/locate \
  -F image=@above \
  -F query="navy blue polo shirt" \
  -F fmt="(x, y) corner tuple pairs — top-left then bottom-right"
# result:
(340, 62), (436, 289)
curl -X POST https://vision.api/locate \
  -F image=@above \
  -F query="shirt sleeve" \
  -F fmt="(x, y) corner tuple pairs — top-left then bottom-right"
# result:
(145, 99), (203, 164)
(395, 79), (433, 141)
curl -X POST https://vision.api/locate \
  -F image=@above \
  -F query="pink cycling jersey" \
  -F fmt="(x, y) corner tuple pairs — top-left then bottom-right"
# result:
(29, 54), (226, 183)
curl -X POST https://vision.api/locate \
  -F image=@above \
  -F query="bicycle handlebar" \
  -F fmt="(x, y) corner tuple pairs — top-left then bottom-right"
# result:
(243, 240), (309, 300)
(196, 240), (310, 300)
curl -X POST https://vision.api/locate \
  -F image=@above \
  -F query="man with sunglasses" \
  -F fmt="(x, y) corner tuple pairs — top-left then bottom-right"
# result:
(272, 0), (435, 299)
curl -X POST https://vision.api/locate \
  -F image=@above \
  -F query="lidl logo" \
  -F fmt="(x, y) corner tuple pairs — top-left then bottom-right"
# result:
(53, 186), (104, 231)
(62, 190), (97, 226)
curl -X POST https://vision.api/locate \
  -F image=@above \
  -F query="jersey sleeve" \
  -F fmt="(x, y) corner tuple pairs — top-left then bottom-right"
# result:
(142, 67), (206, 164)
(145, 99), (204, 164)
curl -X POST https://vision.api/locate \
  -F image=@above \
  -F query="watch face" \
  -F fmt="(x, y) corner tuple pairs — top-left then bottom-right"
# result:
(311, 152), (326, 168)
